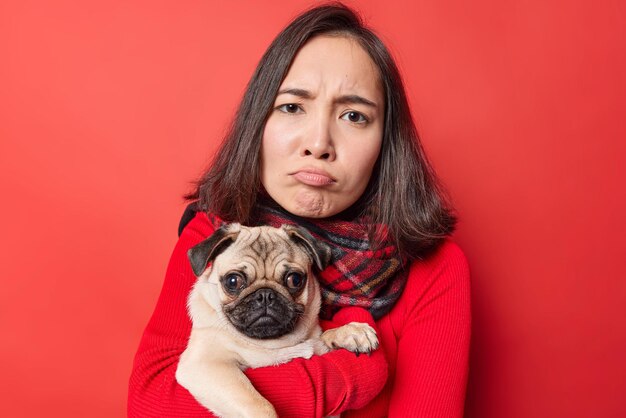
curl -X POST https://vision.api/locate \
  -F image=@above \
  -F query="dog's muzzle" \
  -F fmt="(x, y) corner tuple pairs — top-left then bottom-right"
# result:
(224, 288), (304, 339)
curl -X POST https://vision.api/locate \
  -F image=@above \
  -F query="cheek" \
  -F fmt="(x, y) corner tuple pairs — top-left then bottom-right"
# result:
(344, 135), (382, 187)
(261, 115), (297, 159)
(260, 116), (298, 181)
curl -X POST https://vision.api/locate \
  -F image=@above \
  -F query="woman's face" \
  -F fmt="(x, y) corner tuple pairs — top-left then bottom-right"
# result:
(260, 35), (385, 218)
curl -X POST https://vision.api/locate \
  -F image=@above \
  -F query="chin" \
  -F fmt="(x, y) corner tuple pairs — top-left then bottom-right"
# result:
(286, 191), (343, 218)
(288, 203), (337, 219)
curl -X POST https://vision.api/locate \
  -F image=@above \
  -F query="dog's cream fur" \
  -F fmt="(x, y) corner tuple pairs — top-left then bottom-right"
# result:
(176, 224), (377, 418)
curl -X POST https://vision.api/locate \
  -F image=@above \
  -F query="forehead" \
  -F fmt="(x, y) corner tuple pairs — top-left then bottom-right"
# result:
(280, 35), (383, 99)
(219, 227), (311, 278)
(231, 227), (293, 257)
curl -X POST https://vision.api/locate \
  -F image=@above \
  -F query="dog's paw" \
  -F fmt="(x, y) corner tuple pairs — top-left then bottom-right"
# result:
(320, 322), (379, 355)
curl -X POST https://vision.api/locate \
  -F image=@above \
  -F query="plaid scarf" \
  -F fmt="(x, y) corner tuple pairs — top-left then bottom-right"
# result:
(207, 203), (409, 320)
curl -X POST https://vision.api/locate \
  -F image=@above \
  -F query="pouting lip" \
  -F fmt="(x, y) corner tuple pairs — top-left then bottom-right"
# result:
(289, 167), (336, 180)
(289, 167), (336, 185)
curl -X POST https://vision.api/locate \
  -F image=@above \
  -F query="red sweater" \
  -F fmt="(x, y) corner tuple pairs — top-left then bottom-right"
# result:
(128, 211), (471, 417)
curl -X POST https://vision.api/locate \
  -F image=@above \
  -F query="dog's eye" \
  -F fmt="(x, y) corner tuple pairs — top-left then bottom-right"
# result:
(285, 272), (306, 290)
(223, 273), (245, 294)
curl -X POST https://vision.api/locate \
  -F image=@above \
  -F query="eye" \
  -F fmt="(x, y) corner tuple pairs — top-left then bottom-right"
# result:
(340, 111), (368, 124)
(222, 273), (246, 294)
(285, 272), (306, 290)
(277, 103), (303, 114)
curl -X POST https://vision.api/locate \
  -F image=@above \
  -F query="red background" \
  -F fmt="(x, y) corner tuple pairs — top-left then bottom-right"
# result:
(1, 1), (624, 417)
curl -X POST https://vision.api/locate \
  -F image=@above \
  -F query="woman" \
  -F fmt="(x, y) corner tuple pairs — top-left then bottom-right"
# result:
(128, 3), (471, 417)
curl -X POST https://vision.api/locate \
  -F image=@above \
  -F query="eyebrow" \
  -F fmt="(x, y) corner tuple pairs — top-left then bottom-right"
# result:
(277, 88), (378, 108)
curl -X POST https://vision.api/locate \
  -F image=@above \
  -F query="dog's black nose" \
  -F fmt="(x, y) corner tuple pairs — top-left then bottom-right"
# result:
(254, 288), (276, 307)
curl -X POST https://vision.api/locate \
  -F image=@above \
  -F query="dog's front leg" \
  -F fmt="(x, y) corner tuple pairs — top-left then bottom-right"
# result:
(271, 338), (329, 365)
(177, 356), (277, 418)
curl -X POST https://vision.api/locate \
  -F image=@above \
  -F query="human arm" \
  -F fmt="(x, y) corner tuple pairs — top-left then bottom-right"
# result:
(342, 241), (471, 418)
(388, 242), (472, 417)
(127, 211), (388, 418)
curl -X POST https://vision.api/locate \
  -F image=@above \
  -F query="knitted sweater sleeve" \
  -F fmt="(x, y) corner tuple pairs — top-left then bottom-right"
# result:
(127, 212), (388, 418)
(389, 242), (471, 417)
(343, 242), (471, 418)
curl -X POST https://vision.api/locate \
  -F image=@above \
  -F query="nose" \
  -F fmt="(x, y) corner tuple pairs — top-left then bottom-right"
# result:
(254, 288), (276, 307)
(300, 114), (336, 160)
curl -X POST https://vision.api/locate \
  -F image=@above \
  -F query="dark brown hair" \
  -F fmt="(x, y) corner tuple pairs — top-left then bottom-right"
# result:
(186, 2), (457, 260)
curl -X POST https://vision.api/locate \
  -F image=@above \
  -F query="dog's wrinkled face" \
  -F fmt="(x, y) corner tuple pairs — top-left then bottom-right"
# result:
(188, 224), (331, 340)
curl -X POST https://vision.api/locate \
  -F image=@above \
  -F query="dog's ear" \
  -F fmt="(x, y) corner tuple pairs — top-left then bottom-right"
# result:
(187, 224), (241, 276)
(283, 225), (332, 271)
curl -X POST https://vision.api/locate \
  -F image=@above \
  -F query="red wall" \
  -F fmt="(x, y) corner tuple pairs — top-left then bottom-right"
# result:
(1, 1), (624, 417)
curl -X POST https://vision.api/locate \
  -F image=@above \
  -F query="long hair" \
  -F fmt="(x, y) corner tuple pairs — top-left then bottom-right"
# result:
(186, 2), (457, 260)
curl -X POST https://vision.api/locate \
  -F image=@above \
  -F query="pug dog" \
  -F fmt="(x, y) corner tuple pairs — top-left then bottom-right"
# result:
(175, 223), (379, 418)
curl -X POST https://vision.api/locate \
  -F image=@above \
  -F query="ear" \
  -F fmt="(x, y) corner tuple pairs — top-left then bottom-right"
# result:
(187, 223), (241, 276)
(283, 225), (332, 271)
